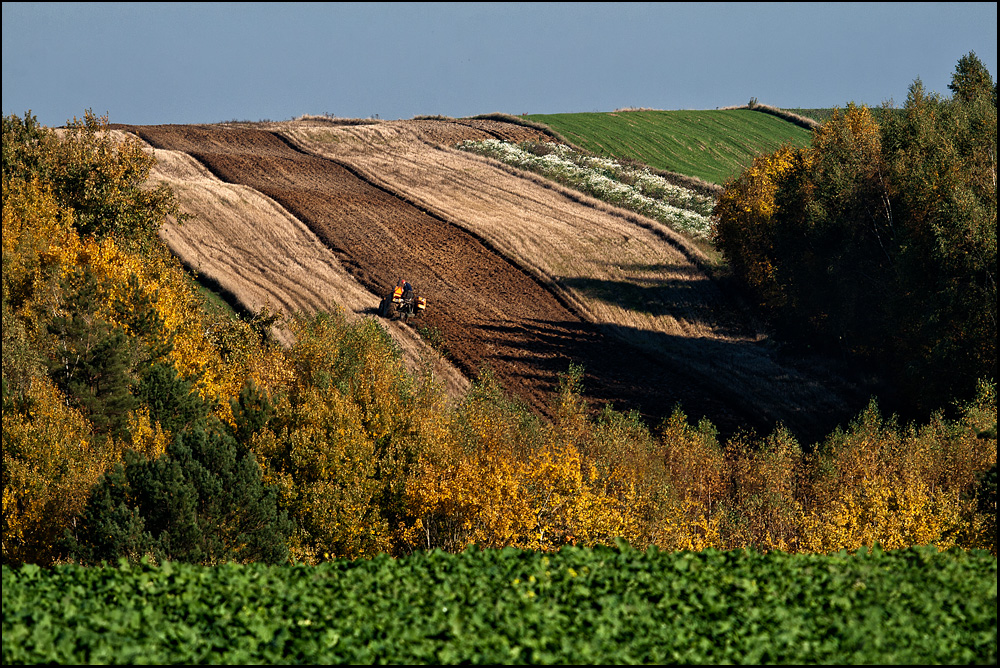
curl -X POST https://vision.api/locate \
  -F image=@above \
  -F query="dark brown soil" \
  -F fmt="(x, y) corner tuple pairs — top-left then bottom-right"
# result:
(121, 120), (861, 442)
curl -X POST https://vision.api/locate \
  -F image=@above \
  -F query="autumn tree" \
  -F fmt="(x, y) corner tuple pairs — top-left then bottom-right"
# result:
(2, 376), (108, 565)
(948, 51), (996, 104)
(48, 111), (181, 245)
(6, 98), (997, 566)
(712, 143), (808, 314)
(713, 55), (997, 414)
(251, 311), (432, 561)
(3, 110), (268, 565)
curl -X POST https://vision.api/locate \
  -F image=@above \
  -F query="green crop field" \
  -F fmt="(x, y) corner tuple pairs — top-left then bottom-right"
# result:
(524, 109), (813, 185)
(4, 544), (995, 665)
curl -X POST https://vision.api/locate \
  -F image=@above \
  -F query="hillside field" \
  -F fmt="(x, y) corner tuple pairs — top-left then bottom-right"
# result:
(523, 109), (813, 184)
(5, 41), (997, 667)
(119, 114), (865, 441)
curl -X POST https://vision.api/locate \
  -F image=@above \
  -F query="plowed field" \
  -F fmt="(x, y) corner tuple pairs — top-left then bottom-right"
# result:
(138, 141), (469, 395)
(120, 117), (864, 441)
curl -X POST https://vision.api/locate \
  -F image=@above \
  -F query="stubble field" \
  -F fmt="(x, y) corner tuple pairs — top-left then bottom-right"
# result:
(118, 116), (863, 440)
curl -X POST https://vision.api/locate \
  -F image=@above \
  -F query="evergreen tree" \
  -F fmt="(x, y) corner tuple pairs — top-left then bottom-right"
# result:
(45, 269), (138, 440)
(69, 419), (293, 565)
(64, 460), (154, 564)
(68, 346), (292, 565)
(230, 379), (275, 446)
(135, 362), (211, 437)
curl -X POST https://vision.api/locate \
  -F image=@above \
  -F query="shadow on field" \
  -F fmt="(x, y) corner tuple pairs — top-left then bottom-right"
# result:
(473, 316), (870, 447)
(560, 275), (717, 321)
(559, 271), (756, 337)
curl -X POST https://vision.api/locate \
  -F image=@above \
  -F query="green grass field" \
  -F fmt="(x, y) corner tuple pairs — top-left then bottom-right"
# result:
(523, 109), (813, 185)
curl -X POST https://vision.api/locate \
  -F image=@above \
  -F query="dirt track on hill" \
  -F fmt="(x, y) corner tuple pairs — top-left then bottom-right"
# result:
(121, 118), (865, 441)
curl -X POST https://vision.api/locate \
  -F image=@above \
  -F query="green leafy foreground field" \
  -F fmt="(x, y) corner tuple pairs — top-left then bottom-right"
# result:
(3, 544), (995, 665)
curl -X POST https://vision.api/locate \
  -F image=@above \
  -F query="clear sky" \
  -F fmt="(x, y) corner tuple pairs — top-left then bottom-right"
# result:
(3, 2), (997, 127)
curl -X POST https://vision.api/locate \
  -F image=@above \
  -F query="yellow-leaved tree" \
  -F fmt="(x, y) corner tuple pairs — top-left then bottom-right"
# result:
(251, 311), (434, 561)
(800, 385), (996, 553)
(3, 111), (283, 564)
(406, 366), (656, 552)
(712, 143), (808, 312)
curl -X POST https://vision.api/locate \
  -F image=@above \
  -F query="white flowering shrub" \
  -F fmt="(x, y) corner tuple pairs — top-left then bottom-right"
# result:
(457, 140), (715, 239)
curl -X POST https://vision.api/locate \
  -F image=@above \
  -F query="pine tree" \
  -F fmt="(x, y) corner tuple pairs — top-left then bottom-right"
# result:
(63, 460), (154, 564)
(135, 362), (211, 437)
(45, 269), (138, 440)
(230, 379), (275, 446)
(68, 417), (293, 565)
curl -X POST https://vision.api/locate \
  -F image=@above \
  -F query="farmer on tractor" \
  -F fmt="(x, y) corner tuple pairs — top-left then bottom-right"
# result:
(379, 277), (426, 320)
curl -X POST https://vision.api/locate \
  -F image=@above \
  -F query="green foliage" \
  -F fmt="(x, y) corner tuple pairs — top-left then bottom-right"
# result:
(3, 108), (289, 566)
(3, 545), (996, 664)
(64, 462), (155, 563)
(68, 418), (293, 566)
(878, 77), (998, 409)
(1, 112), (48, 181)
(713, 55), (997, 414)
(416, 324), (449, 357)
(134, 362), (211, 437)
(44, 269), (139, 440)
(3, 109), (182, 247)
(230, 379), (275, 446)
(975, 464), (996, 524)
(948, 51), (996, 104)
(524, 109), (811, 184)
(3, 94), (997, 573)
(1, 297), (43, 400)
(254, 311), (430, 561)
(42, 268), (177, 441)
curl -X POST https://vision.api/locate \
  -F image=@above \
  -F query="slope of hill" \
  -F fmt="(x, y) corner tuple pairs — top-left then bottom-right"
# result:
(139, 135), (469, 396)
(523, 109), (813, 184)
(122, 116), (866, 441)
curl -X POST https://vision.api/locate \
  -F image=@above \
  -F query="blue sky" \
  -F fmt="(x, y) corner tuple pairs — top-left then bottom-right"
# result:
(3, 2), (997, 127)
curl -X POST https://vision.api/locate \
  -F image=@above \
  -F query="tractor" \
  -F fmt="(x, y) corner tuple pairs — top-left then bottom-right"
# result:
(378, 278), (426, 321)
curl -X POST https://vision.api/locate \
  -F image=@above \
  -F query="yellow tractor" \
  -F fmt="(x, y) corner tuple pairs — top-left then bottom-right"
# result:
(378, 278), (426, 321)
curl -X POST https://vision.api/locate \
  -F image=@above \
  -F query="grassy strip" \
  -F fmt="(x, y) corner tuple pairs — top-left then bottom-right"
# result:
(4, 545), (995, 665)
(719, 103), (822, 130)
(523, 109), (812, 185)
